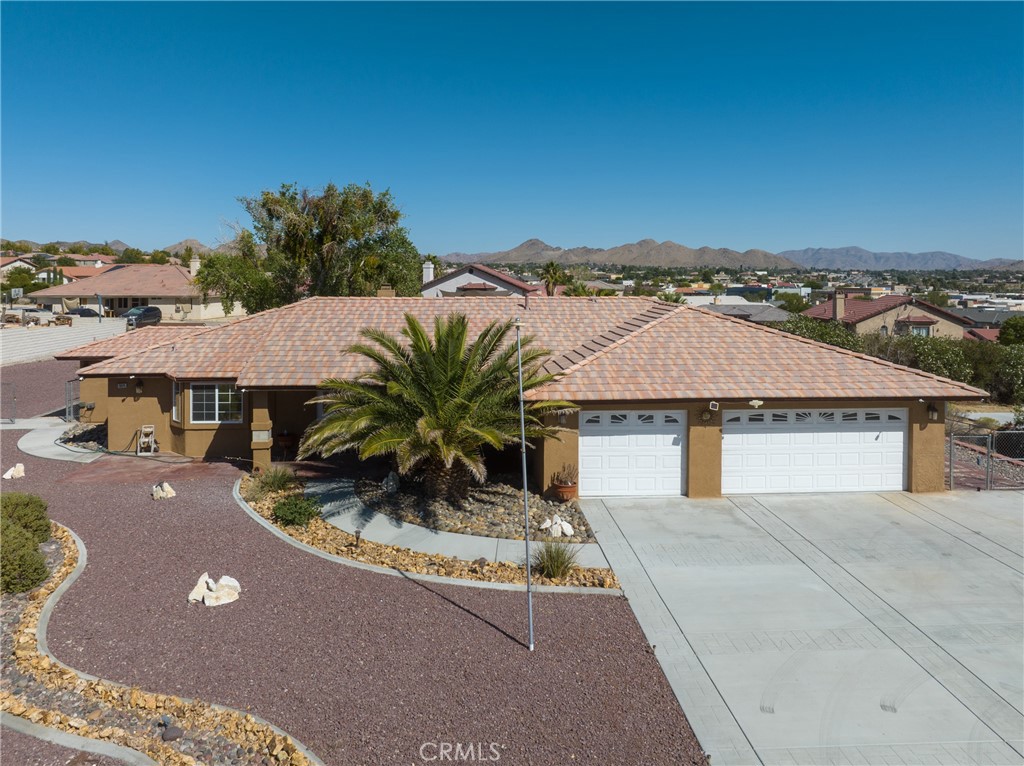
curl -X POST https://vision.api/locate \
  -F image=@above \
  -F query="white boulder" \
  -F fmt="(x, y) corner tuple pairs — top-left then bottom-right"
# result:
(560, 520), (574, 537)
(539, 518), (552, 530)
(203, 587), (239, 607)
(2, 463), (25, 480)
(187, 572), (211, 603)
(160, 481), (176, 498)
(549, 522), (562, 538)
(216, 575), (241, 594)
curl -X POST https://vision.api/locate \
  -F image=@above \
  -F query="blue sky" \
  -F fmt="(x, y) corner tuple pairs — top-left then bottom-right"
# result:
(2, 2), (1021, 260)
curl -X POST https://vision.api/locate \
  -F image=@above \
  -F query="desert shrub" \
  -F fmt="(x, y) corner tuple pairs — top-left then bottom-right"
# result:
(272, 495), (321, 527)
(258, 466), (298, 493)
(974, 417), (1002, 431)
(531, 541), (580, 580)
(1, 517), (49, 593)
(0, 492), (50, 544)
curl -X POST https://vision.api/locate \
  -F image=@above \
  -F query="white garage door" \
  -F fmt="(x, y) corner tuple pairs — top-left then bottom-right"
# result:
(579, 410), (686, 497)
(722, 408), (907, 494)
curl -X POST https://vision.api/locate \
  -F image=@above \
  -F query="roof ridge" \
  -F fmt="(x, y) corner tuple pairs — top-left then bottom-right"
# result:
(542, 301), (686, 380)
(690, 305), (986, 396)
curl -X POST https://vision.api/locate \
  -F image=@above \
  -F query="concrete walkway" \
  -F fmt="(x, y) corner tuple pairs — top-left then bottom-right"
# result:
(582, 491), (1024, 766)
(308, 477), (610, 568)
(17, 426), (103, 463)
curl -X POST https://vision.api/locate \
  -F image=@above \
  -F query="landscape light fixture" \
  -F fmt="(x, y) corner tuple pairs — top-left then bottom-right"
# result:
(513, 316), (536, 652)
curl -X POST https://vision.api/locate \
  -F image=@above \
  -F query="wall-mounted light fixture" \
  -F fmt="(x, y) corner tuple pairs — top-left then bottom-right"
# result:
(709, 401), (719, 411)
(749, 399), (764, 409)
(927, 403), (939, 422)
(135, 380), (144, 395)
(558, 412), (568, 425)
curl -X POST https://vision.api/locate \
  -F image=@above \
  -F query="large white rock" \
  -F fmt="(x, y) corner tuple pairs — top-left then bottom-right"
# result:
(203, 587), (239, 607)
(152, 484), (166, 500)
(560, 520), (574, 537)
(549, 523), (562, 538)
(2, 463), (25, 480)
(216, 575), (241, 593)
(187, 572), (210, 603)
(539, 518), (552, 530)
(160, 481), (176, 498)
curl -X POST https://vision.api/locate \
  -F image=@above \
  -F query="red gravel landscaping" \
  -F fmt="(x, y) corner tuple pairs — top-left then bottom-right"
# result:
(0, 359), (81, 419)
(0, 726), (128, 765)
(2, 433), (707, 765)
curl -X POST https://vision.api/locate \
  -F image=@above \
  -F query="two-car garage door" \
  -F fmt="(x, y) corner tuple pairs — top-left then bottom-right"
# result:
(578, 407), (908, 497)
(721, 408), (907, 494)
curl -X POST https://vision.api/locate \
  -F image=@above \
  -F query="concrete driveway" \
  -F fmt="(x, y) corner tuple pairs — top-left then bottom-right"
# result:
(582, 491), (1024, 766)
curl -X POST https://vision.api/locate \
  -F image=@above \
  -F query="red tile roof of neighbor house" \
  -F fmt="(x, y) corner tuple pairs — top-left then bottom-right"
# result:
(55, 326), (210, 361)
(803, 295), (969, 326)
(29, 265), (201, 298)
(965, 328), (1001, 342)
(1, 256), (36, 268)
(44, 265), (118, 281)
(75, 296), (986, 401)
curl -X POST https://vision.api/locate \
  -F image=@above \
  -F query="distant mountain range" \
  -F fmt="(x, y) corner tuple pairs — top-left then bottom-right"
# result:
(5, 235), (1021, 272)
(775, 246), (1022, 272)
(444, 240), (1023, 272)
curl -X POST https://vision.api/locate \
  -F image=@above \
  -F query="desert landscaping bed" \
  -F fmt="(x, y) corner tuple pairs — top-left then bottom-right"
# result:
(355, 474), (594, 543)
(242, 476), (618, 589)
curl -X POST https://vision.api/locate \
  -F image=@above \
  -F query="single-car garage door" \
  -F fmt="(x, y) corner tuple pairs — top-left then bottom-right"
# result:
(578, 410), (686, 497)
(722, 408), (907, 494)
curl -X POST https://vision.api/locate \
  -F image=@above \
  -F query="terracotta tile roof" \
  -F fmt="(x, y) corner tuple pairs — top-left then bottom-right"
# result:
(77, 296), (987, 401)
(964, 328), (1000, 342)
(55, 326), (209, 361)
(895, 315), (938, 325)
(804, 295), (968, 326)
(29, 265), (202, 298)
(457, 282), (499, 290)
(44, 265), (118, 281)
(527, 306), (986, 402)
(1, 256), (36, 268)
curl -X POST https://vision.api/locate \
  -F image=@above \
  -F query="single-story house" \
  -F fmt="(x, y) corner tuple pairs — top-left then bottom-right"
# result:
(947, 307), (1020, 329)
(66, 296), (984, 497)
(803, 294), (970, 338)
(704, 303), (791, 324)
(41, 253), (118, 267)
(421, 263), (540, 298)
(1, 256), (38, 274)
(29, 264), (244, 321)
(34, 265), (117, 284)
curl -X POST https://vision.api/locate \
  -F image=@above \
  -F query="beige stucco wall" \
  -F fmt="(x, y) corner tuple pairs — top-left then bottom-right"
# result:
(105, 377), (173, 453)
(77, 375), (108, 425)
(854, 304), (964, 339)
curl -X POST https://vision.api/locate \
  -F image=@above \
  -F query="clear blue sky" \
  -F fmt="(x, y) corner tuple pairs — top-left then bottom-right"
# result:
(2, 2), (1021, 260)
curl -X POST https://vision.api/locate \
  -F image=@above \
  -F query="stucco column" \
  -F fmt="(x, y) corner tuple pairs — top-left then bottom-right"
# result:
(250, 390), (273, 472)
(907, 401), (945, 492)
(687, 415), (723, 498)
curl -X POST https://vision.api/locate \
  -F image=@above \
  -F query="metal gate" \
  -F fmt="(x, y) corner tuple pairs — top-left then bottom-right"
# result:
(948, 430), (1024, 490)
(65, 378), (80, 422)
(0, 381), (14, 423)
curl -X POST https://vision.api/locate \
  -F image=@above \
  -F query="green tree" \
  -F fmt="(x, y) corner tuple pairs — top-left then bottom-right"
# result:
(802, 278), (824, 290)
(775, 314), (863, 352)
(55, 256), (77, 266)
(40, 243), (60, 255)
(709, 282), (726, 296)
(539, 261), (567, 296)
(774, 292), (811, 313)
(999, 315), (1024, 346)
(659, 292), (688, 304)
(923, 290), (950, 307)
(298, 313), (574, 503)
(30, 254), (49, 269)
(149, 250), (170, 265)
(1, 266), (49, 295)
(1, 240), (33, 253)
(116, 248), (147, 264)
(197, 182), (420, 312)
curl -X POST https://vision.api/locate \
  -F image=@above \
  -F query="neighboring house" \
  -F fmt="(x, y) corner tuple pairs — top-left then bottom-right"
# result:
(28, 264), (244, 321)
(1, 256), (38, 274)
(704, 303), (791, 324)
(33, 265), (117, 285)
(421, 263), (540, 298)
(803, 294), (969, 338)
(66, 296), (983, 498)
(585, 280), (625, 294)
(964, 328), (1001, 343)
(947, 307), (1019, 329)
(41, 253), (118, 267)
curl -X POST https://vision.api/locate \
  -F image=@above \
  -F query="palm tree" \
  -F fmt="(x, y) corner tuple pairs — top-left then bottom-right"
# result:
(539, 261), (567, 296)
(298, 313), (575, 503)
(659, 291), (688, 304)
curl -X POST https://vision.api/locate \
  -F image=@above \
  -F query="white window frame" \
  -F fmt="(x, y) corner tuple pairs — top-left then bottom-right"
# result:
(171, 381), (180, 422)
(911, 326), (929, 337)
(190, 382), (244, 424)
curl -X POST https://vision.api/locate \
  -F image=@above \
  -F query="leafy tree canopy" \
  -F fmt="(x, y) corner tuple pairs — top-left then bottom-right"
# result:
(196, 182), (421, 313)
(999, 315), (1024, 346)
(55, 256), (77, 266)
(774, 292), (811, 313)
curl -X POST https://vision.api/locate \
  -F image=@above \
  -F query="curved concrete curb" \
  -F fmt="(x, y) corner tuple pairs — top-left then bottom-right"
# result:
(33, 525), (327, 766)
(307, 477), (610, 568)
(1, 710), (158, 765)
(235, 480), (622, 596)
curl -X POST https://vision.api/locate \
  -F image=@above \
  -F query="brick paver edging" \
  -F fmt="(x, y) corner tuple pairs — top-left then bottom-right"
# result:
(234, 480), (622, 595)
(5, 522), (327, 766)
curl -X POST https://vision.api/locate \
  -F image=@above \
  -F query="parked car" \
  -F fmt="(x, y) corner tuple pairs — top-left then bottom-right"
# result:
(123, 305), (162, 329)
(63, 307), (101, 318)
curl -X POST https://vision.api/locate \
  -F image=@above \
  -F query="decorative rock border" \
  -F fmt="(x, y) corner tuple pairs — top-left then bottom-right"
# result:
(1, 522), (325, 766)
(0, 711), (158, 765)
(235, 480), (623, 595)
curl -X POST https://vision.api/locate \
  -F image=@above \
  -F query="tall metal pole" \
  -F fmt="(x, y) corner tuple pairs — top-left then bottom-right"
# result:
(514, 317), (535, 651)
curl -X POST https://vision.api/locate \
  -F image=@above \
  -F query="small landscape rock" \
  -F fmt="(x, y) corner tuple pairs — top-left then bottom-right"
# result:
(187, 572), (211, 603)
(161, 725), (185, 741)
(3, 463), (25, 480)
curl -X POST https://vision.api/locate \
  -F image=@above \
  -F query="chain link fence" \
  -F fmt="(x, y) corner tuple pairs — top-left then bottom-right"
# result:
(64, 378), (80, 422)
(947, 412), (1024, 490)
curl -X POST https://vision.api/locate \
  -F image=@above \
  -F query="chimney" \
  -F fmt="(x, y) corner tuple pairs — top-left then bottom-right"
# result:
(832, 291), (846, 321)
(189, 253), (201, 277)
(422, 260), (435, 285)
(377, 284), (396, 298)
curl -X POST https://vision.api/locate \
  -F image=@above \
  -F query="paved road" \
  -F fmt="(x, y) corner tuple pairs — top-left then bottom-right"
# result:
(583, 491), (1024, 766)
